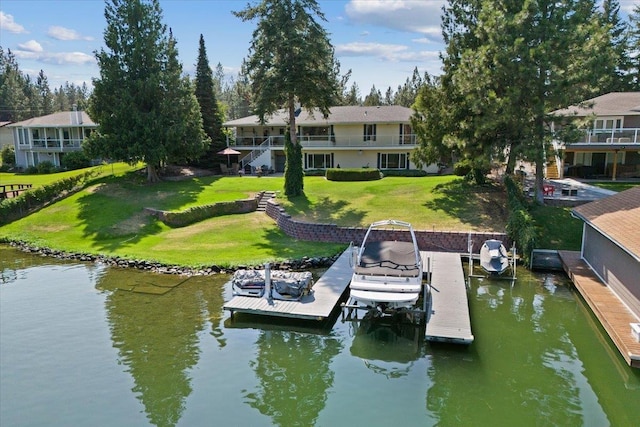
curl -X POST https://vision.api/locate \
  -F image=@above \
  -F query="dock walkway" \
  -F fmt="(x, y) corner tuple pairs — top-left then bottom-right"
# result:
(423, 251), (474, 344)
(223, 247), (353, 320)
(559, 250), (640, 368)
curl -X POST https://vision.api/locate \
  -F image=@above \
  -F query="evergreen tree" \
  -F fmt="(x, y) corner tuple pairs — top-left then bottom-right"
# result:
(194, 34), (225, 168)
(599, 0), (632, 93)
(87, 0), (208, 183)
(0, 47), (29, 121)
(629, 4), (640, 89)
(342, 81), (361, 106)
(363, 85), (381, 106)
(36, 70), (54, 115)
(234, 0), (339, 196)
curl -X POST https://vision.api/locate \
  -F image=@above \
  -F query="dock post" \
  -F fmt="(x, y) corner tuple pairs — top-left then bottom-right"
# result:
(264, 262), (272, 301)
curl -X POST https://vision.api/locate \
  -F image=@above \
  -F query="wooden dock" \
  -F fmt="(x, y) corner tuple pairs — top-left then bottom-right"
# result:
(223, 247), (353, 320)
(558, 250), (640, 368)
(423, 251), (474, 344)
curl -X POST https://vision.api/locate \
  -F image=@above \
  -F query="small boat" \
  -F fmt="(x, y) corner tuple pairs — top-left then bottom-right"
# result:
(479, 239), (510, 275)
(349, 220), (423, 312)
(231, 269), (313, 300)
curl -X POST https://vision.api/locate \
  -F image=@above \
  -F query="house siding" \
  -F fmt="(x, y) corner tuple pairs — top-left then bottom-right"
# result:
(583, 224), (640, 318)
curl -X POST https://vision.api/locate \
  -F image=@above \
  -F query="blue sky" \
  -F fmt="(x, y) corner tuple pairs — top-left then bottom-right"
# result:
(1, 0), (638, 96)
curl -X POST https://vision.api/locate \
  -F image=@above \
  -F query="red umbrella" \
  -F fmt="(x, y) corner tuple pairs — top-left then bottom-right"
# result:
(217, 147), (241, 166)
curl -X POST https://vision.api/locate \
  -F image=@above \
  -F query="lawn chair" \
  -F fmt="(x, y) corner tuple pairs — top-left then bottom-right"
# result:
(543, 184), (555, 196)
(231, 163), (240, 175)
(220, 163), (230, 175)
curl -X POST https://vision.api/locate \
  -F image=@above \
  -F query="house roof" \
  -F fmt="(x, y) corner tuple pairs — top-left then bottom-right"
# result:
(572, 186), (640, 258)
(552, 92), (640, 117)
(7, 111), (96, 127)
(223, 105), (413, 127)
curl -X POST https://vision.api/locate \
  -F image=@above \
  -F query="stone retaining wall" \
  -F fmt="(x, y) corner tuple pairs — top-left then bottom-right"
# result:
(266, 200), (509, 253)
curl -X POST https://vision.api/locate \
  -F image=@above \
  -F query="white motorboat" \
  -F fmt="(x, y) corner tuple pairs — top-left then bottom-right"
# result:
(349, 220), (423, 311)
(479, 239), (509, 275)
(231, 269), (313, 300)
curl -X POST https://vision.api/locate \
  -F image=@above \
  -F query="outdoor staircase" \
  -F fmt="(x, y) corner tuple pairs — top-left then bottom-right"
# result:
(546, 158), (560, 179)
(257, 191), (276, 212)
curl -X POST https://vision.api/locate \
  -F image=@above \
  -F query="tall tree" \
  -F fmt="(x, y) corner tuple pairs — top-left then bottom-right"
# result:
(629, 4), (640, 90)
(599, 0), (632, 93)
(36, 70), (54, 115)
(194, 34), (225, 168)
(414, 0), (608, 200)
(363, 85), (381, 106)
(87, 0), (209, 183)
(234, 0), (339, 196)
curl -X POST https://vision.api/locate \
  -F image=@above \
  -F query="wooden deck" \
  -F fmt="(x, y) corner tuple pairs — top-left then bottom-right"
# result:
(423, 251), (474, 344)
(559, 250), (640, 369)
(223, 247), (353, 320)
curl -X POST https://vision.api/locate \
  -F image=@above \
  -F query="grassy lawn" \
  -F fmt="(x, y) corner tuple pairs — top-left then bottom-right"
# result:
(0, 162), (137, 187)
(1, 170), (563, 267)
(530, 205), (583, 251)
(590, 181), (640, 192)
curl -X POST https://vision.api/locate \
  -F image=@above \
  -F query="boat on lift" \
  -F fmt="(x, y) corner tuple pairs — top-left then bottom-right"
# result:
(349, 220), (423, 313)
(479, 239), (510, 275)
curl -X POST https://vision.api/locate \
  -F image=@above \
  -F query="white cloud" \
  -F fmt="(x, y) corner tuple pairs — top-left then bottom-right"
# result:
(47, 25), (93, 41)
(345, 0), (444, 39)
(335, 41), (439, 62)
(18, 40), (43, 52)
(0, 11), (27, 33)
(13, 49), (95, 65)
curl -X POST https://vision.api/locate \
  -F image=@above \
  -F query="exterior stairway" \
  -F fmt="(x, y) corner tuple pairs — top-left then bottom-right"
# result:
(546, 158), (560, 179)
(257, 191), (276, 211)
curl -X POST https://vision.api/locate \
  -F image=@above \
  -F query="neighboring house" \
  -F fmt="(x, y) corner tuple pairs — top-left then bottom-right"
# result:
(223, 105), (439, 174)
(0, 121), (13, 152)
(551, 92), (640, 180)
(572, 187), (640, 319)
(8, 110), (97, 169)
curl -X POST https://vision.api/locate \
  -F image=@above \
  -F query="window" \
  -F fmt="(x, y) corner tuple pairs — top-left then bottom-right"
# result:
(305, 153), (333, 169)
(378, 153), (409, 169)
(364, 124), (376, 141)
(399, 124), (412, 144)
(594, 117), (623, 131)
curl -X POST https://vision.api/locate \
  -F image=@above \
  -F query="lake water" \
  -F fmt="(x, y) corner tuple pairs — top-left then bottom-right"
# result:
(1, 246), (639, 426)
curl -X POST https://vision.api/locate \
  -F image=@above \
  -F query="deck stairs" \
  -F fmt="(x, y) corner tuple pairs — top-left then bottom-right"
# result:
(257, 191), (276, 211)
(239, 138), (270, 169)
(546, 158), (560, 179)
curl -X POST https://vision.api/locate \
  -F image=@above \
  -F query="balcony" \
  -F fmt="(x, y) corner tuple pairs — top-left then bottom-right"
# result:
(569, 128), (640, 145)
(231, 134), (418, 149)
(26, 138), (83, 151)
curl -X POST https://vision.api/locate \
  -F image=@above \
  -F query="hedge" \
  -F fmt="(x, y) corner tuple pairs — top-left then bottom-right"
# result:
(325, 168), (382, 181)
(504, 174), (537, 265)
(0, 170), (97, 225)
(380, 169), (428, 177)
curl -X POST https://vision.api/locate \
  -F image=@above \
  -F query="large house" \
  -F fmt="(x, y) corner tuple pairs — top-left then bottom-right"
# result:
(8, 109), (97, 169)
(551, 92), (640, 180)
(223, 105), (438, 174)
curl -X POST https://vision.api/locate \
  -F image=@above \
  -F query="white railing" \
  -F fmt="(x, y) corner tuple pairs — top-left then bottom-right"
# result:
(29, 138), (83, 151)
(579, 128), (640, 144)
(231, 134), (417, 148)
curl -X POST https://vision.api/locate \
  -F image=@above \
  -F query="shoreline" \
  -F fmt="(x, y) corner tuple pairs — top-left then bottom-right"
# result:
(2, 240), (340, 276)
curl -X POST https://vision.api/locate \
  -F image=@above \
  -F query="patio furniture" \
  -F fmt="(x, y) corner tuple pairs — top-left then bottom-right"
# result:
(543, 185), (555, 196)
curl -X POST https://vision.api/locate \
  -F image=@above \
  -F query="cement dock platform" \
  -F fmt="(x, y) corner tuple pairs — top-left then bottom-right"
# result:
(423, 251), (474, 344)
(223, 247), (353, 320)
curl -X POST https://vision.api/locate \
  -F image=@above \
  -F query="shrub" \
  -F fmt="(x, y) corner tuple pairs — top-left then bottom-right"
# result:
(325, 168), (382, 181)
(1, 145), (15, 165)
(62, 151), (91, 170)
(504, 175), (537, 265)
(36, 161), (56, 174)
(303, 169), (326, 176)
(453, 159), (473, 176)
(380, 169), (428, 177)
(25, 166), (38, 174)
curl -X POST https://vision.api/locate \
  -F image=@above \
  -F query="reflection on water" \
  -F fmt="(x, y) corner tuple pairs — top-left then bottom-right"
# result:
(96, 269), (227, 427)
(2, 246), (640, 426)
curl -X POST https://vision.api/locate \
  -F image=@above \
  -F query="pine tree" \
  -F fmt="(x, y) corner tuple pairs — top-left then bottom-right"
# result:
(629, 4), (640, 90)
(87, 0), (208, 183)
(234, 0), (339, 196)
(194, 34), (225, 168)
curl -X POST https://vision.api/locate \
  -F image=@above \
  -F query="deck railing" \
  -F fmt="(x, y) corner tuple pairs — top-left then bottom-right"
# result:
(25, 138), (83, 151)
(231, 134), (417, 148)
(575, 128), (640, 145)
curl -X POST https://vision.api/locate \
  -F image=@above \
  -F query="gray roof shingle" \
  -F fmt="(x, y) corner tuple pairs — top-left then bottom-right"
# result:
(552, 92), (640, 117)
(223, 105), (413, 127)
(8, 111), (96, 127)
(573, 186), (640, 258)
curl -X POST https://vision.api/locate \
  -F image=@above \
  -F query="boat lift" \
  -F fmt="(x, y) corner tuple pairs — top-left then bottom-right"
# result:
(341, 243), (429, 326)
(465, 233), (517, 284)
